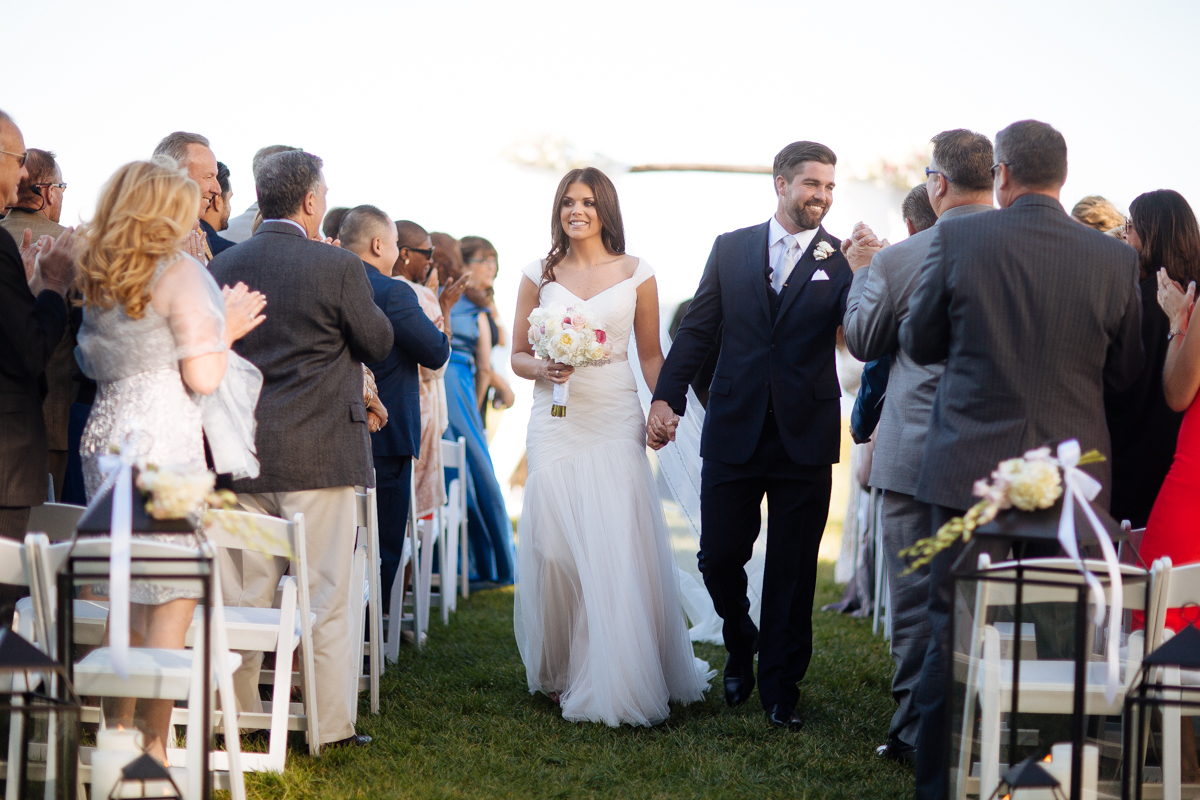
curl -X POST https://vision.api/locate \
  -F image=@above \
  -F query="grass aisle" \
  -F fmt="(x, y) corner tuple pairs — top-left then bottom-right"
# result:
(246, 563), (915, 799)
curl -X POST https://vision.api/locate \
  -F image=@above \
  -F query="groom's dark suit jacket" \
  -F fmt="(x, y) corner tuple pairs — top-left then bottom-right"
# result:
(654, 221), (852, 465)
(900, 194), (1143, 511)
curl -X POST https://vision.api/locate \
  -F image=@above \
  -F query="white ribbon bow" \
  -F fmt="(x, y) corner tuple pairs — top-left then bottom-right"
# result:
(1053, 440), (1123, 704)
(91, 438), (137, 680)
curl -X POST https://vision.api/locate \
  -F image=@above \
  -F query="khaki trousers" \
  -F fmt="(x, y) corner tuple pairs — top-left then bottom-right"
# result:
(219, 486), (357, 744)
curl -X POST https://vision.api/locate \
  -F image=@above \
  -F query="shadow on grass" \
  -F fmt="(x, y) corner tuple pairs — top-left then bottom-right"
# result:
(242, 562), (914, 800)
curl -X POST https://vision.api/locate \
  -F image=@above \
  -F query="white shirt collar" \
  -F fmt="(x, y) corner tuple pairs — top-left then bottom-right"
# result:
(768, 214), (819, 252)
(262, 218), (309, 236)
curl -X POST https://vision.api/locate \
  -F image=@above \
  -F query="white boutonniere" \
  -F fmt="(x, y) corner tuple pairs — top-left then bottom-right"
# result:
(813, 241), (835, 261)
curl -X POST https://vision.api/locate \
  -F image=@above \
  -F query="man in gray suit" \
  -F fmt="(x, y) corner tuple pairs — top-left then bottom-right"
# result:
(899, 120), (1143, 799)
(210, 150), (393, 749)
(843, 129), (996, 765)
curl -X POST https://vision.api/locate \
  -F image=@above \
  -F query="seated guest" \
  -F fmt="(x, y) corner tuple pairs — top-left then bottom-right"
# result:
(152, 132), (221, 262)
(393, 221), (456, 522)
(323, 206), (350, 241)
(1071, 195), (1127, 238)
(340, 207), (456, 608)
(0, 109), (76, 624)
(1106, 191), (1187, 529)
(435, 232), (516, 585)
(221, 144), (299, 244)
(0, 148), (74, 498)
(460, 236), (515, 425)
(1139, 190), (1200, 633)
(199, 161), (236, 256)
(843, 131), (995, 766)
(210, 151), (393, 749)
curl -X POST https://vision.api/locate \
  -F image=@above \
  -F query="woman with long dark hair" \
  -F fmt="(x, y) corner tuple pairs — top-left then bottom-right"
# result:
(509, 167), (711, 726)
(1140, 189), (1200, 635)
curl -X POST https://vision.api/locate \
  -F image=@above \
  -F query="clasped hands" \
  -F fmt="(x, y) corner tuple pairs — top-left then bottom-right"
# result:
(1157, 267), (1196, 334)
(646, 400), (679, 451)
(840, 221), (889, 273)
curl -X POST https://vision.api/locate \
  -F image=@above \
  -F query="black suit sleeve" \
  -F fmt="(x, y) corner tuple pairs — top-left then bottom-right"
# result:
(652, 237), (724, 416)
(384, 281), (451, 369)
(0, 230), (66, 381)
(342, 262), (397, 364)
(1103, 260), (1145, 393)
(900, 226), (952, 366)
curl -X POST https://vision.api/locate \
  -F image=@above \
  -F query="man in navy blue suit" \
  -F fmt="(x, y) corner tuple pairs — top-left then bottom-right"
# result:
(649, 141), (852, 730)
(340, 205), (458, 608)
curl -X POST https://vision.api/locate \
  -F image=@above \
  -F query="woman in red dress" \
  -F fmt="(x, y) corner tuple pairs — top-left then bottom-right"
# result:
(1139, 189), (1200, 633)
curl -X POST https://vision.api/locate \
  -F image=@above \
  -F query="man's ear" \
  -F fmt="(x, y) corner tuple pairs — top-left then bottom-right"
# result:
(372, 236), (385, 258)
(302, 189), (318, 216)
(774, 174), (787, 197)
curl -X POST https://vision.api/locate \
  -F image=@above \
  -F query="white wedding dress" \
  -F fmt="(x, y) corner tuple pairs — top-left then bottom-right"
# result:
(513, 258), (712, 727)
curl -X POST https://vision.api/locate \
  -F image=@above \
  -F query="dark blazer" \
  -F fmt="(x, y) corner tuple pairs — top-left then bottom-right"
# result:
(899, 194), (1143, 510)
(1104, 274), (1183, 528)
(363, 266), (450, 458)
(209, 221), (393, 493)
(654, 221), (852, 465)
(200, 219), (236, 257)
(0, 226), (67, 506)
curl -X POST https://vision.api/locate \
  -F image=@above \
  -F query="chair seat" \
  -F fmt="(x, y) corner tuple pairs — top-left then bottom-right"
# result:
(199, 606), (310, 652)
(75, 647), (242, 700)
(984, 659), (1129, 714)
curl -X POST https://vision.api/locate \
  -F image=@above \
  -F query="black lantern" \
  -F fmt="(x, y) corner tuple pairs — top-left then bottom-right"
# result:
(0, 628), (81, 800)
(1122, 619), (1200, 799)
(106, 753), (183, 800)
(948, 501), (1142, 800)
(988, 755), (1067, 800)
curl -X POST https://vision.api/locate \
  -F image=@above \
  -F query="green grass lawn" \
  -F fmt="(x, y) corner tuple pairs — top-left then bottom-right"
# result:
(244, 562), (913, 799)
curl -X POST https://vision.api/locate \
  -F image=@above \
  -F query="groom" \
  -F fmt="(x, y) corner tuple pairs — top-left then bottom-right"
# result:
(649, 141), (852, 729)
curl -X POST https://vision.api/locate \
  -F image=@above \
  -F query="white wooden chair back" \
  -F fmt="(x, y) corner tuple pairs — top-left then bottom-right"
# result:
(440, 436), (468, 600)
(25, 503), (85, 542)
(352, 485), (382, 715)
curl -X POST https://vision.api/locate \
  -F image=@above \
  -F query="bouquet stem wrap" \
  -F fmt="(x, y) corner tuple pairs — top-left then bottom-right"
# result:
(551, 380), (569, 417)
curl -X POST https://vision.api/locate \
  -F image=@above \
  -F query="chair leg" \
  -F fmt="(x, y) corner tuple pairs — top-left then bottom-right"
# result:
(367, 492), (382, 714)
(1165, 666), (1183, 800)
(266, 581), (298, 773)
(980, 626), (1002, 800)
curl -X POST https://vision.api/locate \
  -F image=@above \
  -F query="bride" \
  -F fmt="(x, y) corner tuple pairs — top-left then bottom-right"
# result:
(510, 167), (711, 726)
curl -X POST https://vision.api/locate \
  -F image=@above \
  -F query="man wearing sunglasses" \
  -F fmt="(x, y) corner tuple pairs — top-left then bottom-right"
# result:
(0, 109), (77, 621)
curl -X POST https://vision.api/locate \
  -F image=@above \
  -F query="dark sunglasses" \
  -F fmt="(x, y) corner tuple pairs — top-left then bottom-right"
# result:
(990, 162), (1008, 177)
(404, 245), (435, 259)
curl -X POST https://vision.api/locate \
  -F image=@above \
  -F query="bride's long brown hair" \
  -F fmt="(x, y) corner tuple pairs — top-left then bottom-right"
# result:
(541, 167), (625, 289)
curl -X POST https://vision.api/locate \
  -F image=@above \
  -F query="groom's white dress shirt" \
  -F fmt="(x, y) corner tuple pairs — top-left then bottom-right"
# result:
(768, 215), (818, 293)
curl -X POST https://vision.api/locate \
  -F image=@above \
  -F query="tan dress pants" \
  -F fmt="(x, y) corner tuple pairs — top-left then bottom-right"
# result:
(219, 486), (358, 744)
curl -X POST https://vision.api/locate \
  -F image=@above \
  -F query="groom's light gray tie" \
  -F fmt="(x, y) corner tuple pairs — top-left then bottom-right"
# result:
(773, 235), (799, 294)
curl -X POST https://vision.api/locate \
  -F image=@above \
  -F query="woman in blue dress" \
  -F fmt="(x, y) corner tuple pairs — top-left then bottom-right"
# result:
(432, 232), (516, 585)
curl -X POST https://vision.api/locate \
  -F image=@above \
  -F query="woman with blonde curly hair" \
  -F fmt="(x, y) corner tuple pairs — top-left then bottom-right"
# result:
(75, 156), (266, 762)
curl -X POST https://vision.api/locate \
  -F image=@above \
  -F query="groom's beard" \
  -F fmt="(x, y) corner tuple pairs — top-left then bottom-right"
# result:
(786, 199), (829, 231)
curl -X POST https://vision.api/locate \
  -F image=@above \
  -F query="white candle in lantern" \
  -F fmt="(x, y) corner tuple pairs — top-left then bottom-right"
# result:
(90, 728), (142, 800)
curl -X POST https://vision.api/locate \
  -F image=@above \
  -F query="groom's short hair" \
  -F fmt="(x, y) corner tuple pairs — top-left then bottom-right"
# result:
(773, 141), (837, 182)
(930, 129), (994, 192)
(995, 120), (1067, 190)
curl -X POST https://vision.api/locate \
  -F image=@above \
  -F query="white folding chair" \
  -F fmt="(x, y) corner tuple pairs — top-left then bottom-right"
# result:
(441, 437), (469, 601)
(385, 471), (424, 660)
(29, 535), (246, 800)
(1149, 560), (1200, 800)
(351, 485), (382, 717)
(954, 555), (1160, 800)
(25, 503), (86, 541)
(207, 509), (320, 766)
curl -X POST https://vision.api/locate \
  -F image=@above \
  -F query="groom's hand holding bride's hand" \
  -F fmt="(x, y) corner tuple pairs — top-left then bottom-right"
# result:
(647, 400), (679, 450)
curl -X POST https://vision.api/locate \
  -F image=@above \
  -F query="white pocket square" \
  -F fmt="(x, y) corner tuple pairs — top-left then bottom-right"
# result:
(811, 269), (830, 281)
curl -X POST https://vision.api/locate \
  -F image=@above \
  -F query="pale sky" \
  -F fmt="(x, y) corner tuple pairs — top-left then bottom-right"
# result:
(6, 0), (1197, 494)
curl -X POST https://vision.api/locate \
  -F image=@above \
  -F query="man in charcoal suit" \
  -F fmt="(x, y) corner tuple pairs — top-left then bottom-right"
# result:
(649, 141), (852, 730)
(898, 120), (1143, 799)
(0, 110), (76, 622)
(842, 130), (996, 765)
(210, 151), (393, 749)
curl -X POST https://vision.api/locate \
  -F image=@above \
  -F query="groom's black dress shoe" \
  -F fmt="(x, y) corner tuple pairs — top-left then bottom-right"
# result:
(875, 737), (916, 764)
(326, 734), (372, 749)
(723, 654), (755, 707)
(765, 705), (804, 731)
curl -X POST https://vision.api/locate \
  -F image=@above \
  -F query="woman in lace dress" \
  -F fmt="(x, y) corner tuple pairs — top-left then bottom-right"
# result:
(511, 168), (711, 727)
(75, 157), (265, 761)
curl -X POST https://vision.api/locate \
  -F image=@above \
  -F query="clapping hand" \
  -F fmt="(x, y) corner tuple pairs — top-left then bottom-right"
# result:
(1157, 267), (1195, 332)
(221, 282), (268, 346)
(184, 223), (208, 264)
(438, 274), (470, 319)
(646, 400), (679, 450)
(30, 228), (79, 297)
(19, 229), (56, 289)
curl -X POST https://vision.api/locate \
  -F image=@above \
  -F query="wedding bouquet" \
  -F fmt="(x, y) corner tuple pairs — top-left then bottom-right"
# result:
(527, 301), (612, 416)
